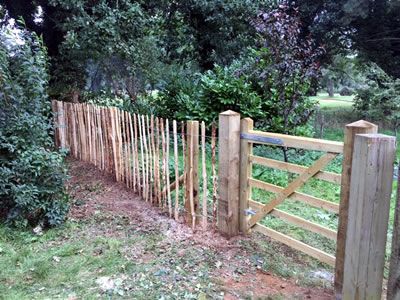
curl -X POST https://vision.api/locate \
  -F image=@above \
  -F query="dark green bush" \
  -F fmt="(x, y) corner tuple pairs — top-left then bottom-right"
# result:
(0, 25), (69, 228)
(151, 63), (264, 124)
(354, 64), (400, 132)
(339, 87), (353, 96)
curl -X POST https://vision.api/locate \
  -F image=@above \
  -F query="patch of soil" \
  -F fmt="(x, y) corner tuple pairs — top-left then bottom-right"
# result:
(66, 158), (334, 299)
(220, 269), (333, 299)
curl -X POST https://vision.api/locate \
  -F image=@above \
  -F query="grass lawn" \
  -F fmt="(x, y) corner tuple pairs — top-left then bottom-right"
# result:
(309, 92), (354, 109)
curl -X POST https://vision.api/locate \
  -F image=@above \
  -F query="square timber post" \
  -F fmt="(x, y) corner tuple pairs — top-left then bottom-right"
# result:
(218, 110), (241, 237)
(342, 134), (396, 299)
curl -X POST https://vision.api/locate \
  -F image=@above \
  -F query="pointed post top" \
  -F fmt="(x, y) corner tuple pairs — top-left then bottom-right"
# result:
(220, 110), (240, 116)
(346, 120), (378, 130)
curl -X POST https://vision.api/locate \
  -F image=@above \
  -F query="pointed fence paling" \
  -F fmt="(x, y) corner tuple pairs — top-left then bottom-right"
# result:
(52, 100), (218, 229)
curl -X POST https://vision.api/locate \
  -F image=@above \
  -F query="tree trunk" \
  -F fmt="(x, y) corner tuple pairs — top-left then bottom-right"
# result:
(388, 166), (400, 300)
(327, 79), (334, 97)
(71, 90), (79, 103)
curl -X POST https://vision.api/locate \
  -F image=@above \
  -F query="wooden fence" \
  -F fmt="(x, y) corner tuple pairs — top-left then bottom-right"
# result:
(51, 100), (218, 229)
(53, 102), (397, 299)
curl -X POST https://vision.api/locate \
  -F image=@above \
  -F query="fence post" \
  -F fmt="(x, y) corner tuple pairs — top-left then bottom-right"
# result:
(239, 118), (253, 234)
(388, 167), (400, 300)
(342, 133), (396, 299)
(185, 120), (199, 226)
(218, 110), (241, 237)
(335, 120), (378, 297)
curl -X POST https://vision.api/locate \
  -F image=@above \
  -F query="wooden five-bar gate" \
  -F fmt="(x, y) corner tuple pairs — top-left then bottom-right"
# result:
(240, 117), (342, 266)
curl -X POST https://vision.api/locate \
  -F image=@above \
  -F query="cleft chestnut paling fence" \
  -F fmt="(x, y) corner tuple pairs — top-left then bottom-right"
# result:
(52, 100), (219, 230)
(53, 101), (397, 299)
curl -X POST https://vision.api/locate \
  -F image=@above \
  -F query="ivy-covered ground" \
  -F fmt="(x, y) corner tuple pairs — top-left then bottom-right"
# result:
(0, 159), (334, 299)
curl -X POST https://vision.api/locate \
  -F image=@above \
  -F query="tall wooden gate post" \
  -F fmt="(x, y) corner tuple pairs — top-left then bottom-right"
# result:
(388, 168), (400, 300)
(335, 120), (378, 297)
(218, 110), (241, 237)
(341, 133), (395, 299)
(239, 118), (253, 233)
(185, 121), (200, 226)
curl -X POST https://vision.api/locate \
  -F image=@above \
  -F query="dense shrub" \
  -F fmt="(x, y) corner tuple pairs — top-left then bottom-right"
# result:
(149, 68), (200, 121)
(339, 87), (353, 96)
(179, 65), (264, 123)
(354, 64), (400, 132)
(0, 25), (69, 228)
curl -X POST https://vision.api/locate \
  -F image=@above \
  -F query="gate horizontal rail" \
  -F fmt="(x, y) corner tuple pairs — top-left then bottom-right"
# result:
(243, 129), (344, 153)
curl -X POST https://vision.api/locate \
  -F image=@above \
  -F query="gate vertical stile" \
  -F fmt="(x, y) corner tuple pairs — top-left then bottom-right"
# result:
(239, 118), (253, 234)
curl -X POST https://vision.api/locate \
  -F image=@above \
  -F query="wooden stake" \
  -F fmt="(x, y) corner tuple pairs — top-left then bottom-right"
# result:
(151, 116), (156, 204)
(120, 109), (126, 184)
(166, 119), (172, 217)
(128, 113), (135, 191)
(142, 115), (149, 201)
(125, 111), (132, 188)
(138, 115), (145, 198)
(185, 121), (199, 228)
(182, 122), (186, 207)
(211, 123), (217, 228)
(201, 121), (207, 229)
(147, 115), (153, 203)
(110, 108), (119, 181)
(189, 123), (195, 229)
(155, 118), (161, 205)
(160, 119), (167, 208)
(134, 114), (140, 193)
(173, 120), (179, 221)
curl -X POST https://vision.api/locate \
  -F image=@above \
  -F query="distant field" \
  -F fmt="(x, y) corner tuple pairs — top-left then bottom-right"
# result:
(309, 93), (354, 109)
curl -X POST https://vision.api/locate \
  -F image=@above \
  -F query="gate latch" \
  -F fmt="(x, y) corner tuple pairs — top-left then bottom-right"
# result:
(244, 209), (256, 216)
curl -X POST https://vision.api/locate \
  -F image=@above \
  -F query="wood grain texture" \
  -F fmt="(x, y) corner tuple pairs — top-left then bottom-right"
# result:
(249, 200), (337, 240)
(342, 134), (395, 300)
(201, 121), (207, 229)
(185, 121), (200, 227)
(388, 167), (400, 300)
(239, 118), (253, 233)
(254, 223), (335, 266)
(247, 129), (344, 153)
(335, 120), (378, 298)
(250, 155), (341, 184)
(218, 111), (241, 237)
(173, 120), (180, 221)
(249, 178), (339, 213)
(248, 153), (337, 227)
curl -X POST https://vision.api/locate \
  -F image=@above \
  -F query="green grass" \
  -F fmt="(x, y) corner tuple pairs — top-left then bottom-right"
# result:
(0, 210), (334, 299)
(0, 216), (223, 299)
(310, 93), (354, 103)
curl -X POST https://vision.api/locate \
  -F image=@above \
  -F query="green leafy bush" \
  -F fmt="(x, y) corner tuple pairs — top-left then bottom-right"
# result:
(0, 25), (69, 228)
(152, 62), (264, 124)
(339, 87), (353, 96)
(354, 64), (400, 132)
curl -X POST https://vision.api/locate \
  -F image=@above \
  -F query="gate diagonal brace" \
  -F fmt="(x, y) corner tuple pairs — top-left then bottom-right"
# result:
(248, 152), (337, 228)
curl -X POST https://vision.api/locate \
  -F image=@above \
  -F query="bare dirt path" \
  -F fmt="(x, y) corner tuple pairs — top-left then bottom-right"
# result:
(67, 158), (334, 299)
